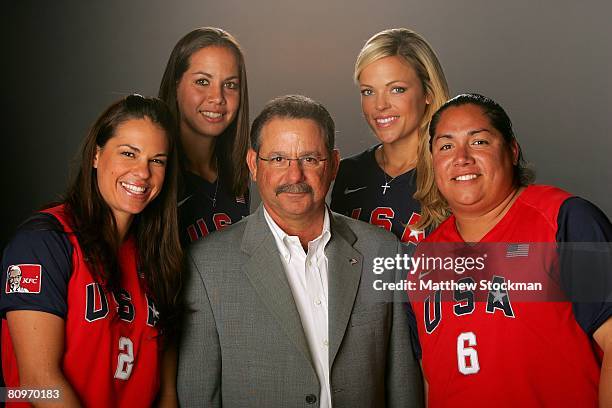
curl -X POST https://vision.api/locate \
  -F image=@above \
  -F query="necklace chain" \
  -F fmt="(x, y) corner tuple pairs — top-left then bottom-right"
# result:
(380, 147), (396, 195)
(210, 157), (219, 208)
(379, 146), (417, 195)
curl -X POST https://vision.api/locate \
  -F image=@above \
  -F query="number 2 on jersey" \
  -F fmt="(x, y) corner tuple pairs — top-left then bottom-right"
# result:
(114, 337), (134, 380)
(457, 332), (480, 375)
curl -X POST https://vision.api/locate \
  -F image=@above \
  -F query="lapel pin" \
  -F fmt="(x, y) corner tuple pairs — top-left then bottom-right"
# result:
(349, 258), (358, 265)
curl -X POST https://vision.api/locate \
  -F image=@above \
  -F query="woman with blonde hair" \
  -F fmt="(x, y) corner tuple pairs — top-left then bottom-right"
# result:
(159, 27), (250, 246)
(331, 28), (449, 242)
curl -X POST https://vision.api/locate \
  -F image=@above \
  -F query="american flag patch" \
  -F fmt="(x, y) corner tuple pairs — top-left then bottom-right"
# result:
(506, 243), (530, 257)
(236, 195), (246, 204)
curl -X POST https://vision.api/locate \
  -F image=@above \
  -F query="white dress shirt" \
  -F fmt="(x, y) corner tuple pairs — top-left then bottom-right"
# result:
(263, 207), (332, 408)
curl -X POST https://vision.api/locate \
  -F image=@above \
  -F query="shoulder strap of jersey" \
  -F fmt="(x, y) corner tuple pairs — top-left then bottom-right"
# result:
(518, 185), (573, 229)
(41, 204), (75, 233)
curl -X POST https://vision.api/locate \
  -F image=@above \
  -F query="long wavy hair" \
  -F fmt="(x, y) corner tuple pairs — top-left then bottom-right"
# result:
(355, 28), (450, 229)
(63, 94), (182, 339)
(158, 27), (250, 197)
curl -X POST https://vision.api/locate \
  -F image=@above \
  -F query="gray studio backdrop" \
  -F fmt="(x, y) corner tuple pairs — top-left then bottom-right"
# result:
(2, 0), (611, 246)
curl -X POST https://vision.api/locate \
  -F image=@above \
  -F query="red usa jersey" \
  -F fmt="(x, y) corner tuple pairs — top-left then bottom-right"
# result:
(1, 205), (160, 407)
(409, 185), (612, 407)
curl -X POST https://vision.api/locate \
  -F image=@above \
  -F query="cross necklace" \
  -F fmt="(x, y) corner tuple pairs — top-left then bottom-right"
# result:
(380, 148), (396, 195)
(380, 147), (417, 195)
(209, 157), (220, 208)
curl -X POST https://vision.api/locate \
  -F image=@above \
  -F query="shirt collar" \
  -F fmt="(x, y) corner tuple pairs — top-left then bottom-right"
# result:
(263, 206), (331, 261)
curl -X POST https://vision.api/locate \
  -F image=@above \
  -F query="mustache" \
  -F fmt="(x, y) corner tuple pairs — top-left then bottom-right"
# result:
(275, 182), (313, 195)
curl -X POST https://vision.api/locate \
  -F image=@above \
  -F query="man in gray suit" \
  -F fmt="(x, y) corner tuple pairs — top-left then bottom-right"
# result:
(178, 95), (423, 407)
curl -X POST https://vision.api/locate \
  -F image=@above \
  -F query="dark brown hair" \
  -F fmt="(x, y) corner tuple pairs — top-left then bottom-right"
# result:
(429, 93), (535, 187)
(250, 94), (335, 152)
(64, 94), (183, 339)
(158, 27), (250, 196)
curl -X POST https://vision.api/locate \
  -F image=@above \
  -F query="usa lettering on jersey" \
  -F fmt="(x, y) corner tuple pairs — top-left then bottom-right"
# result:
(186, 212), (232, 242)
(85, 282), (158, 326)
(351, 207), (425, 244)
(424, 275), (515, 334)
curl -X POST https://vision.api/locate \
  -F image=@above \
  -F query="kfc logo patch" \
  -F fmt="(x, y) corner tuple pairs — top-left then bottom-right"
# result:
(5, 264), (42, 294)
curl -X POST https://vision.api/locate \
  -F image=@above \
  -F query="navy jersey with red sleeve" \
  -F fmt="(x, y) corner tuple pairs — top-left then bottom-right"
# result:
(331, 145), (425, 245)
(408, 185), (612, 407)
(1, 205), (161, 408)
(178, 170), (249, 246)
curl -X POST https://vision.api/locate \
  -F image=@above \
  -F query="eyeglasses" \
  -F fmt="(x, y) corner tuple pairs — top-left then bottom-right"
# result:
(257, 154), (328, 169)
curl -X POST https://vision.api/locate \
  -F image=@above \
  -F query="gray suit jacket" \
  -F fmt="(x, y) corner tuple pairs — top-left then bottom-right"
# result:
(178, 206), (424, 407)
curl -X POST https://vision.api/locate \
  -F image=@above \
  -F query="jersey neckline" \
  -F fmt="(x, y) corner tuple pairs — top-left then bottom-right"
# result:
(367, 144), (417, 181)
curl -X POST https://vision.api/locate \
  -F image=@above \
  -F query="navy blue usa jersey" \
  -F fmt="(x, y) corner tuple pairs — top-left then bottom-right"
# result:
(178, 171), (250, 246)
(331, 145), (425, 244)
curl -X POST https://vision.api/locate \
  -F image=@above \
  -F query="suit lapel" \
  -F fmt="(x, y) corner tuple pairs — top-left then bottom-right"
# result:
(241, 206), (313, 365)
(327, 213), (363, 366)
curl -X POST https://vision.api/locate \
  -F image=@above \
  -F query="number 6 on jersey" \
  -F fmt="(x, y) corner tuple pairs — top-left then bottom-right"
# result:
(457, 332), (480, 375)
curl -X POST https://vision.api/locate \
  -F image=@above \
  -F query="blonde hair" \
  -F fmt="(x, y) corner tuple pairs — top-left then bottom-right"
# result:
(355, 28), (450, 229)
